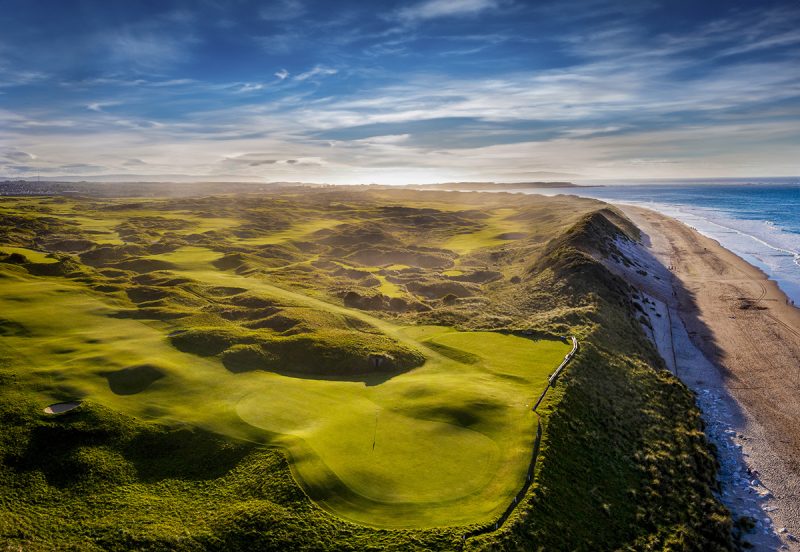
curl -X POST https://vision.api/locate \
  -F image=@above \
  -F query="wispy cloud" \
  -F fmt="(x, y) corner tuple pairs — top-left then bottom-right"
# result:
(356, 134), (410, 144)
(106, 31), (191, 69)
(396, 0), (505, 22)
(86, 101), (122, 112)
(234, 83), (264, 93)
(256, 32), (301, 54)
(0, 69), (47, 88)
(1, 147), (36, 162)
(1, 1), (799, 182)
(294, 65), (338, 81)
(260, 0), (306, 22)
(97, 10), (199, 71)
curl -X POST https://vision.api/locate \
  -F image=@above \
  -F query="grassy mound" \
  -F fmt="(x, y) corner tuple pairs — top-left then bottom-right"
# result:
(445, 269), (503, 283)
(406, 279), (476, 299)
(346, 246), (454, 269)
(0, 369), (460, 550)
(171, 328), (244, 356)
(256, 329), (425, 375)
(174, 326), (425, 376)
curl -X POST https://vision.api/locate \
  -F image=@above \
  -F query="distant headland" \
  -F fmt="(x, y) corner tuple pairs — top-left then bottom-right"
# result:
(404, 181), (585, 191)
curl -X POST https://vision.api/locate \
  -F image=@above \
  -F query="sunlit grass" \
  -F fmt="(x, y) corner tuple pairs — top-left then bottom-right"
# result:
(443, 208), (528, 253)
(0, 249), (568, 527)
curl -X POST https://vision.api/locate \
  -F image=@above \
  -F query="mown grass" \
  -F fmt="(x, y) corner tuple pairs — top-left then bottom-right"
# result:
(0, 364), (462, 550)
(443, 208), (528, 254)
(0, 247), (58, 264)
(0, 249), (569, 528)
(0, 189), (735, 550)
(235, 218), (346, 245)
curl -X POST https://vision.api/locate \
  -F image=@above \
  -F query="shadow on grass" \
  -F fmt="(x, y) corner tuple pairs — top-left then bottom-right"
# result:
(11, 403), (255, 487)
(99, 364), (165, 395)
(221, 353), (406, 386)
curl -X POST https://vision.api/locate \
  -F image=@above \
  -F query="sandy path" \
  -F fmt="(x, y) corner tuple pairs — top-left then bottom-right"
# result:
(617, 206), (800, 550)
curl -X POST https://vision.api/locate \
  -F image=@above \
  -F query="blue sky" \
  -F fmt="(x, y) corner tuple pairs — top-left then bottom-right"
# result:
(1, 0), (799, 183)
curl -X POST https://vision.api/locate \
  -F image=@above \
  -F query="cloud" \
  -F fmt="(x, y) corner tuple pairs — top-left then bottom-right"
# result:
(100, 11), (198, 71)
(294, 65), (338, 81)
(220, 153), (324, 168)
(123, 158), (147, 166)
(1, 148), (36, 162)
(256, 32), (301, 54)
(60, 76), (196, 89)
(107, 31), (190, 69)
(397, 0), (504, 21)
(0, 69), (47, 88)
(235, 83), (264, 93)
(259, 0), (306, 22)
(86, 101), (122, 112)
(222, 153), (279, 166)
(355, 133), (411, 144)
(282, 157), (324, 167)
(2, 1), (799, 183)
(57, 162), (105, 173)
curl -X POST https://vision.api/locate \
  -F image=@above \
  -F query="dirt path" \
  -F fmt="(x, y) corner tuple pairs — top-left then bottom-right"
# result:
(621, 206), (800, 550)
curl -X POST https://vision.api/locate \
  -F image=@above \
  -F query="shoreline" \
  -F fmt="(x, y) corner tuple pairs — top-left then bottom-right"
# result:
(518, 186), (800, 306)
(614, 199), (800, 306)
(611, 205), (800, 550)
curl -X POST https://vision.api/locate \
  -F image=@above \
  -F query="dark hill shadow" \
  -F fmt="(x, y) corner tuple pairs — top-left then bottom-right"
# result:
(99, 364), (165, 395)
(13, 404), (254, 487)
(221, 354), (407, 386)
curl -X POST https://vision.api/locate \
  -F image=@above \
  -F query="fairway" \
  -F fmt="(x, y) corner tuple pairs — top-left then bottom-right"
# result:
(0, 246), (58, 263)
(0, 247), (569, 528)
(444, 208), (529, 253)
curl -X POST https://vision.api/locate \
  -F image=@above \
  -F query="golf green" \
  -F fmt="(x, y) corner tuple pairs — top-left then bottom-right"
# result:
(0, 248), (569, 527)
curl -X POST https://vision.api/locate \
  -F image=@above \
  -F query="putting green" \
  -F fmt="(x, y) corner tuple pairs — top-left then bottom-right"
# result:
(0, 246), (570, 528)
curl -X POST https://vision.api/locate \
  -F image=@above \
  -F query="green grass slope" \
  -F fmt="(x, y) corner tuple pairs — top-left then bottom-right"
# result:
(466, 208), (732, 550)
(0, 366), (460, 551)
(0, 249), (570, 529)
(0, 192), (735, 550)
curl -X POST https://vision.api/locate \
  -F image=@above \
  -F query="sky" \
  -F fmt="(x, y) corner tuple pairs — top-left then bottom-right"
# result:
(1, 0), (799, 184)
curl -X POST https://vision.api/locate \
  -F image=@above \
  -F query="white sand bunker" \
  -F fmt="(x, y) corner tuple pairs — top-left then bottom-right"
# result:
(43, 401), (81, 415)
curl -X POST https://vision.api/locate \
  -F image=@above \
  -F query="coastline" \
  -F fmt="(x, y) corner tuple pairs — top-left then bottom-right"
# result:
(618, 200), (800, 306)
(612, 205), (800, 550)
(518, 185), (800, 307)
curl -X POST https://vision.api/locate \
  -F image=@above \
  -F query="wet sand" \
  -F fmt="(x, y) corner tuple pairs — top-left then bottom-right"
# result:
(616, 206), (800, 550)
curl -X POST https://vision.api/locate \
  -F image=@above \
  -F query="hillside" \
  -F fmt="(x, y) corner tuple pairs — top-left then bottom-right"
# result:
(0, 188), (733, 549)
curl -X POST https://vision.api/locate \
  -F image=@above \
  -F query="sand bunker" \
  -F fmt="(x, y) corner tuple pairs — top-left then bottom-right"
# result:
(43, 401), (81, 415)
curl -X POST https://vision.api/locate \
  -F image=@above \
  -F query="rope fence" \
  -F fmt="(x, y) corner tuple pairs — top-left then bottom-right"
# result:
(461, 335), (579, 548)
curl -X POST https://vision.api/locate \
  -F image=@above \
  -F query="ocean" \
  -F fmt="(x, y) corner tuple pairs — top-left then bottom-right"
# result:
(513, 181), (800, 305)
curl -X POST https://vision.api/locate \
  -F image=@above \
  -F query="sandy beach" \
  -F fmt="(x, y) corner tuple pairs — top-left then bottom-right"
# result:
(611, 205), (800, 550)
